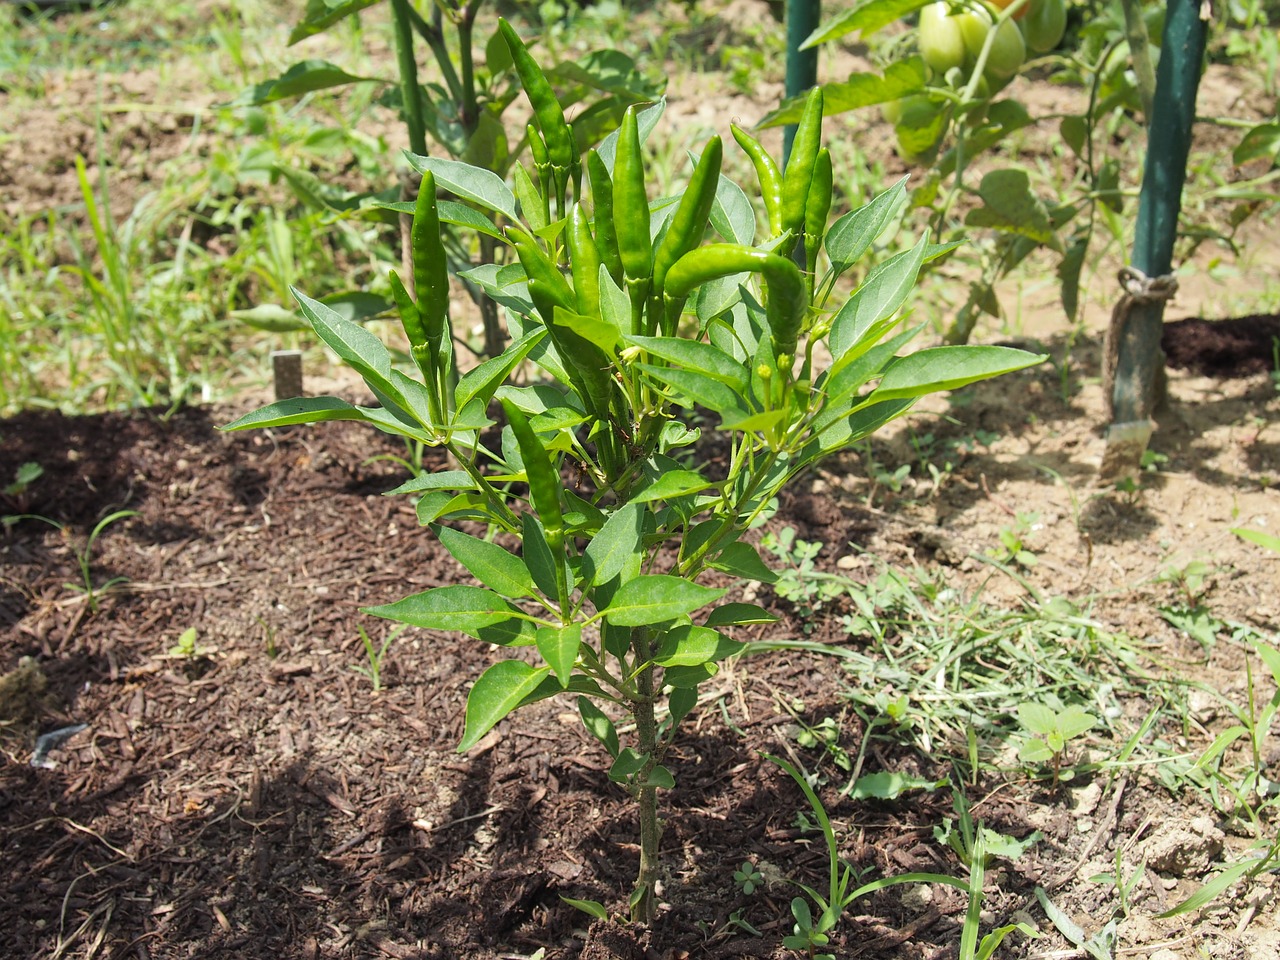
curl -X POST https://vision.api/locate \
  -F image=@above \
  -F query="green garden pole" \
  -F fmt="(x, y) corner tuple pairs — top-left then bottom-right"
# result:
(783, 0), (821, 163)
(1102, 0), (1208, 478)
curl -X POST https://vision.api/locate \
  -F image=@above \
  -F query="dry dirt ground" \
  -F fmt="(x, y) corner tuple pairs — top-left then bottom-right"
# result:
(3, 2), (1280, 959)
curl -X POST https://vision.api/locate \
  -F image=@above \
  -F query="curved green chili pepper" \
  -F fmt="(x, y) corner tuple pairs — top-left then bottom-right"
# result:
(411, 170), (450, 356)
(663, 243), (805, 360)
(651, 135), (723, 305)
(780, 87), (824, 247)
(527, 123), (553, 215)
(499, 19), (574, 171)
(501, 399), (566, 557)
(566, 202), (602, 320)
(587, 149), (623, 284)
(730, 123), (782, 238)
(612, 105), (653, 286)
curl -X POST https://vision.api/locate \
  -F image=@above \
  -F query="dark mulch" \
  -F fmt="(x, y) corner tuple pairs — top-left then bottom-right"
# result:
(0, 406), (1076, 959)
(1163, 314), (1280, 377)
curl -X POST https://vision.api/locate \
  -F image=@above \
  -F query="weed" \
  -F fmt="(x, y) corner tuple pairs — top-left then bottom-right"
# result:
(989, 511), (1041, 570)
(733, 860), (764, 895)
(351, 624), (406, 692)
(1015, 699), (1098, 784)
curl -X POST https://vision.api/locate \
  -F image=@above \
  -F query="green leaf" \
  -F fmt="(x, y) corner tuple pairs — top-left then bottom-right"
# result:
(654, 624), (740, 666)
(227, 60), (376, 107)
(435, 525), (536, 599)
(1157, 859), (1260, 918)
(438, 200), (506, 242)
(578, 696), (620, 758)
(1018, 738), (1055, 763)
(288, 0), (379, 42)
(230, 303), (308, 332)
(1233, 527), (1280, 555)
(848, 771), (947, 800)
(762, 59), (924, 126)
(537, 623), (582, 686)
(704, 603), (779, 626)
(560, 896), (609, 921)
(709, 542), (779, 583)
(637, 363), (751, 418)
(603, 575), (728, 626)
(801, 0), (932, 48)
(456, 329), (546, 412)
(631, 469), (713, 503)
(1060, 116), (1087, 160)
(459, 660), (552, 751)
(293, 289), (408, 415)
(966, 169), (1059, 248)
(628, 336), (750, 390)
(522, 513), (563, 601)
(1233, 123), (1280, 166)
(363, 585), (533, 645)
(712, 173), (757, 246)
(825, 178), (907, 275)
(1056, 705), (1097, 739)
(386, 470), (475, 496)
(584, 502), (644, 587)
(870, 346), (1047, 402)
(406, 153), (520, 224)
(1058, 237), (1088, 322)
(224, 396), (373, 431)
(1016, 702), (1058, 736)
(828, 236), (929, 359)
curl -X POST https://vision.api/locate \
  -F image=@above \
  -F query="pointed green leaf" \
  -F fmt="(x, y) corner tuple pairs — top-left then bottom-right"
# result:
(1156, 859), (1259, 917)
(966, 169), (1058, 247)
(603, 575), (727, 626)
(223, 396), (371, 431)
(628, 336), (750, 390)
(825, 178), (907, 275)
(712, 173), (757, 246)
(293, 288), (406, 410)
(828, 236), (929, 360)
(704, 602), (779, 626)
(561, 897), (609, 920)
(631, 470), (713, 503)
(1234, 527), (1280, 555)
(637, 363), (750, 418)
(406, 153), (520, 224)
(708, 542), (778, 583)
(435, 526), (535, 599)
(363, 585), (533, 645)
(288, 0), (379, 42)
(459, 660), (552, 751)
(801, 0), (931, 49)
(386, 470), (475, 496)
(848, 771), (947, 800)
(522, 513), (562, 601)
(537, 623), (582, 686)
(578, 696), (620, 758)
(870, 346), (1047, 402)
(228, 60), (376, 106)
(456, 328), (546, 411)
(654, 625), (740, 666)
(1056, 705), (1097, 739)
(584, 501), (643, 587)
(761, 58), (924, 126)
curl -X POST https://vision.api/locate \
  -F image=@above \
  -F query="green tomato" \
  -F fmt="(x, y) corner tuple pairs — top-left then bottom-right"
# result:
(1022, 0), (1066, 53)
(919, 2), (968, 75)
(957, 4), (1027, 81)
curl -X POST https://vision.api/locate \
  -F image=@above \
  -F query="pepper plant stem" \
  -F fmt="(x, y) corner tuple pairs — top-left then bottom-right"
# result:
(630, 626), (661, 924)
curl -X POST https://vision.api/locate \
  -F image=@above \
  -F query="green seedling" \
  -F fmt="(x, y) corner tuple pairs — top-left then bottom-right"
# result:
(734, 860), (764, 895)
(1232, 527), (1280, 555)
(990, 511), (1040, 570)
(351, 624), (407, 692)
(1037, 887), (1117, 960)
(167, 627), (203, 659)
(1016, 700), (1097, 783)
(226, 63), (1044, 924)
(4, 509), (138, 612)
(1087, 844), (1145, 918)
(3, 461), (42, 500)
(762, 529), (847, 630)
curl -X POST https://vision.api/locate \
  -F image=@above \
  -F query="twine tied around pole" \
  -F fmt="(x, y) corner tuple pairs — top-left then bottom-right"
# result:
(1102, 265), (1179, 420)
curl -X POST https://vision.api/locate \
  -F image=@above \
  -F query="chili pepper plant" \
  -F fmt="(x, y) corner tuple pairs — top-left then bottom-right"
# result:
(226, 31), (1045, 923)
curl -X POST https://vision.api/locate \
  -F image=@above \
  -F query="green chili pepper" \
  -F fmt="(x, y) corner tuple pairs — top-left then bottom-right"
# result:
(499, 19), (573, 172)
(508, 225), (575, 322)
(651, 135), (723, 308)
(731, 123), (782, 238)
(509, 225), (616, 422)
(527, 123), (553, 220)
(612, 105), (653, 286)
(663, 243), (805, 361)
(803, 147), (833, 291)
(587, 149), (623, 284)
(566, 202), (602, 320)
(389, 269), (438, 416)
(500, 398), (566, 601)
(780, 87), (824, 248)
(411, 170), (450, 357)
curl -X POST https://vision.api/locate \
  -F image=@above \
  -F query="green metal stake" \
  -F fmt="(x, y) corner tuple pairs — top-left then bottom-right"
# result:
(783, 0), (821, 164)
(1102, 0), (1208, 479)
